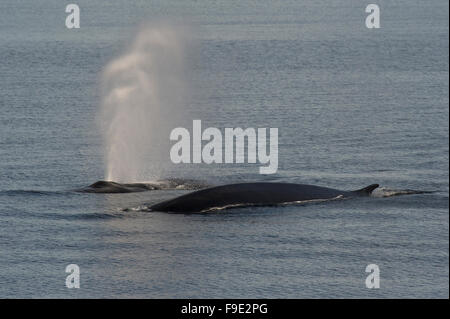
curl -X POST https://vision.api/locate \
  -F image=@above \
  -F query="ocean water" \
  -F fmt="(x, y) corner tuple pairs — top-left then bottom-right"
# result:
(0, 0), (448, 298)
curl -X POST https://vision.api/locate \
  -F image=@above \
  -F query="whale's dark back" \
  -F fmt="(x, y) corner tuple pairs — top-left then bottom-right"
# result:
(150, 182), (379, 213)
(78, 179), (211, 193)
(79, 181), (156, 193)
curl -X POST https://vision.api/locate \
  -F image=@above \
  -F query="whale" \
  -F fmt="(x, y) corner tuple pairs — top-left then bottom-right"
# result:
(79, 181), (157, 193)
(149, 182), (379, 213)
(78, 179), (210, 193)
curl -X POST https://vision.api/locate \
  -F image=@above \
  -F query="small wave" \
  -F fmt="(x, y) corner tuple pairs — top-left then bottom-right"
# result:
(372, 187), (434, 198)
(0, 189), (66, 196)
(73, 212), (126, 220)
(7, 210), (126, 221)
(122, 205), (152, 212)
(152, 178), (211, 190)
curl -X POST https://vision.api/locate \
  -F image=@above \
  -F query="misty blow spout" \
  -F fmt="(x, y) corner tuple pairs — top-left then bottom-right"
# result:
(99, 24), (189, 183)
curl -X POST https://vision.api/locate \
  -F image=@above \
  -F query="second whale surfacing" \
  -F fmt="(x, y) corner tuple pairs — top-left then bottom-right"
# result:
(78, 179), (210, 193)
(150, 182), (379, 213)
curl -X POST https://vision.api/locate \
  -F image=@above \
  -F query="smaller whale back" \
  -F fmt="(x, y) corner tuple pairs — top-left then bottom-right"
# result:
(79, 181), (157, 193)
(78, 179), (210, 193)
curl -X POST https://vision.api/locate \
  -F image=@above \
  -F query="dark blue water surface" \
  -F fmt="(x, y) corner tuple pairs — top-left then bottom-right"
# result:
(0, 0), (448, 297)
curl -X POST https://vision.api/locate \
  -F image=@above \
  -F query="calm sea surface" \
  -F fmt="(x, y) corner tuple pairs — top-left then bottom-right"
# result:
(0, 0), (448, 298)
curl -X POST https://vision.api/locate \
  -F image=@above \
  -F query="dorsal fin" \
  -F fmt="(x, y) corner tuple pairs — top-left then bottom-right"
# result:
(354, 184), (379, 195)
